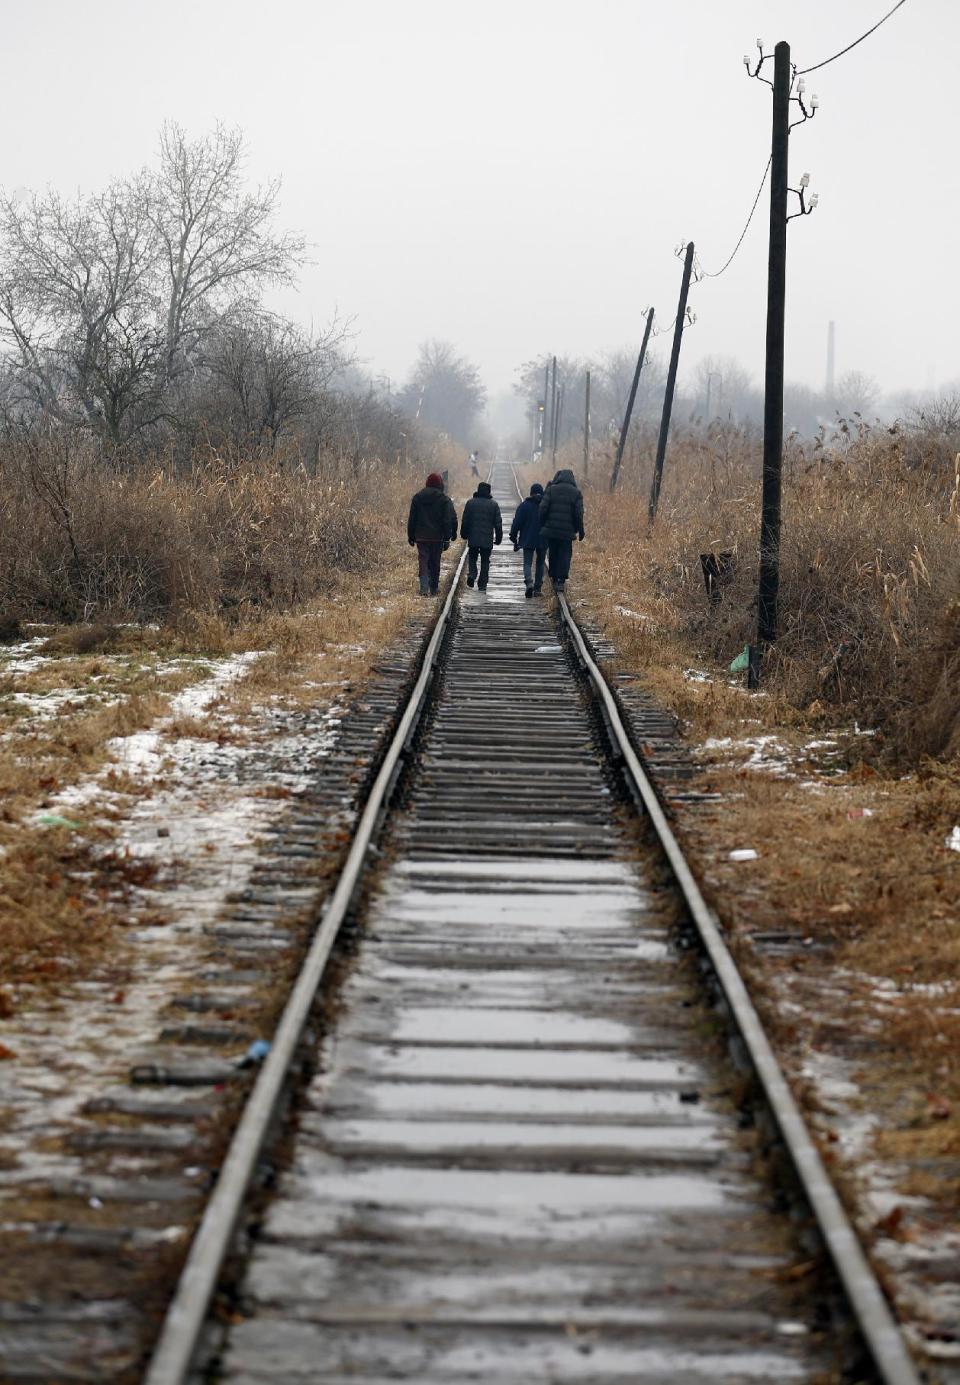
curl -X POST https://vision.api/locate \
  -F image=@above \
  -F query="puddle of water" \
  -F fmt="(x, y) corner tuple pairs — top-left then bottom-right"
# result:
(336, 1078), (712, 1122)
(295, 1156), (734, 1213)
(318, 1118), (724, 1154)
(335, 1041), (703, 1088)
(384, 1007), (636, 1047)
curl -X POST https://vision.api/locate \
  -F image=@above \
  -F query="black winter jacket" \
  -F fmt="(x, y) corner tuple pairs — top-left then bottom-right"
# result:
(539, 469), (584, 542)
(460, 484), (503, 548)
(408, 486), (458, 544)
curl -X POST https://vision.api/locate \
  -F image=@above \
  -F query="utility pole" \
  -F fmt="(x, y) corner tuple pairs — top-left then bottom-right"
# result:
(752, 41), (791, 683)
(542, 363), (550, 456)
(649, 242), (695, 522)
(550, 356), (558, 465)
(825, 319), (835, 396)
(555, 384), (565, 457)
(582, 370), (591, 478)
(610, 308), (655, 493)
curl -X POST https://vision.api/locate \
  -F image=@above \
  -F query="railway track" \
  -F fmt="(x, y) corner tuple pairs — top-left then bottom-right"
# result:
(41, 463), (922, 1382)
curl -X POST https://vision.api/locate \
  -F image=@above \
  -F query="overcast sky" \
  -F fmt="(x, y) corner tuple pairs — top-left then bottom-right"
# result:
(1, 0), (950, 403)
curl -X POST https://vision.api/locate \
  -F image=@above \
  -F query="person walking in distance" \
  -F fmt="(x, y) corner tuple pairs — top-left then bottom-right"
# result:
(538, 468), (584, 593)
(509, 482), (546, 599)
(460, 479), (503, 592)
(407, 472), (457, 597)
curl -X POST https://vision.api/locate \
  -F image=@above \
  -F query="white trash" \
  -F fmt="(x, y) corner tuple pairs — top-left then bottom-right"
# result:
(729, 848), (759, 862)
(945, 826), (960, 853)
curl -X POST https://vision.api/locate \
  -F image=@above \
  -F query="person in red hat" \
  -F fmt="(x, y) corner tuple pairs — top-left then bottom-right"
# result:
(407, 472), (458, 596)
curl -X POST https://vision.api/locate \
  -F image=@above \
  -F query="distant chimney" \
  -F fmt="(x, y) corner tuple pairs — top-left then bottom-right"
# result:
(826, 320), (835, 395)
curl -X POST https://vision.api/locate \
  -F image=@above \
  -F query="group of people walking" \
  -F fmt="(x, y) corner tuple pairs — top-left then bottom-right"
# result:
(406, 469), (585, 598)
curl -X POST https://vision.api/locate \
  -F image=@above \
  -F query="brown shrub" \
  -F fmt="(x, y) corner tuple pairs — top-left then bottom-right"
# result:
(576, 426), (960, 760)
(0, 433), (457, 624)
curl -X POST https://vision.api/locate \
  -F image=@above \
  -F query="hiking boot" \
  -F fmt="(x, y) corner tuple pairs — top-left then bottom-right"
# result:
(525, 586), (534, 599)
(532, 586), (542, 596)
(477, 584), (487, 592)
(467, 576), (475, 588)
(429, 588), (439, 597)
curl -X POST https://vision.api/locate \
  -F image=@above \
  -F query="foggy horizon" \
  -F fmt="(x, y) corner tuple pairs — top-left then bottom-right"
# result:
(1, 0), (951, 412)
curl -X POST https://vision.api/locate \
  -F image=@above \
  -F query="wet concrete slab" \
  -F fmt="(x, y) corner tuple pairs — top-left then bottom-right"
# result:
(216, 466), (833, 1382)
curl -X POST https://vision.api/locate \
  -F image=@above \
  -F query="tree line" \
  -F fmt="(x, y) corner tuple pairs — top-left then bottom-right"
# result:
(0, 125), (487, 469)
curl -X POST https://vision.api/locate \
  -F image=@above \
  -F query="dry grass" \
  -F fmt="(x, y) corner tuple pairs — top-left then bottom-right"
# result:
(0, 824), (156, 998)
(571, 425), (960, 762)
(0, 436), (467, 625)
(0, 449), (464, 1004)
(568, 424), (960, 1249)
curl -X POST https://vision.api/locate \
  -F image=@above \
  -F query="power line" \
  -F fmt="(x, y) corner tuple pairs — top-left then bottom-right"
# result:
(699, 156), (771, 279)
(798, 0), (908, 75)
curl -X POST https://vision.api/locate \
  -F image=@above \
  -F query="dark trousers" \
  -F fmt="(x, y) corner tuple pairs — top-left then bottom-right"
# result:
(416, 540), (442, 594)
(547, 538), (573, 585)
(468, 545), (492, 589)
(523, 546), (546, 591)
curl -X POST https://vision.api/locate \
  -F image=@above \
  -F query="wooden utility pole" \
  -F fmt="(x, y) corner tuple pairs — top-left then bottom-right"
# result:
(555, 384), (565, 456)
(549, 356), (558, 465)
(582, 370), (591, 478)
(609, 308), (654, 494)
(648, 243), (695, 521)
(752, 41), (791, 684)
(541, 363), (550, 455)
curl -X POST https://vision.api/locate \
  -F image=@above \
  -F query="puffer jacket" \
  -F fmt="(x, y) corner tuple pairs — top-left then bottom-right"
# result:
(510, 492), (544, 550)
(408, 486), (458, 543)
(460, 483), (503, 548)
(539, 468), (584, 542)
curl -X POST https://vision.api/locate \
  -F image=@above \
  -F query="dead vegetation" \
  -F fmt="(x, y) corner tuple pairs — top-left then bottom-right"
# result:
(0, 441), (468, 1003)
(0, 435), (464, 625)
(573, 420), (960, 762)
(573, 420), (960, 1272)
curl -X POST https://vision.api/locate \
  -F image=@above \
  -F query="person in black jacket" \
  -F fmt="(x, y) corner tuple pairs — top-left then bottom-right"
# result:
(509, 482), (546, 598)
(459, 480), (503, 592)
(407, 472), (458, 596)
(538, 468), (584, 593)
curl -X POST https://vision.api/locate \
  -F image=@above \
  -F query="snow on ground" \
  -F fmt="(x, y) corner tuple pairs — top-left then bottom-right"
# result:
(0, 653), (345, 1213)
(56, 651), (262, 799)
(791, 1013), (960, 1362)
(0, 635), (53, 677)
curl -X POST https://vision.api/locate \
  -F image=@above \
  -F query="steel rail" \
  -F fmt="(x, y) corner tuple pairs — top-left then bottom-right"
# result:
(143, 539), (469, 1385)
(527, 472), (920, 1385)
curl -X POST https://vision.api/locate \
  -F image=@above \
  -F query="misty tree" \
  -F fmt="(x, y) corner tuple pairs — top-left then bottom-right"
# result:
(594, 348), (665, 434)
(401, 340), (486, 445)
(691, 355), (757, 423)
(201, 309), (352, 451)
(0, 123), (304, 446)
(833, 370), (879, 420)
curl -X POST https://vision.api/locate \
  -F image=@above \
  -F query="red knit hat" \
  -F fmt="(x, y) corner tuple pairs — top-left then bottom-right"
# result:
(425, 472), (444, 489)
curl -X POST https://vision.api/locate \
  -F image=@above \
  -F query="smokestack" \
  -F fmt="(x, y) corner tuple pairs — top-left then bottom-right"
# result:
(826, 320), (835, 395)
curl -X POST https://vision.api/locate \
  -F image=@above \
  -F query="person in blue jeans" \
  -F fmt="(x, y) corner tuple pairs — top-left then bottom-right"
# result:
(509, 482), (546, 598)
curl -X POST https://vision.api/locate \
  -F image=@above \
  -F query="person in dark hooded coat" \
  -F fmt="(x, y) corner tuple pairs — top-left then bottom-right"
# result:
(509, 482), (546, 598)
(459, 480), (503, 591)
(538, 468), (584, 592)
(407, 472), (458, 596)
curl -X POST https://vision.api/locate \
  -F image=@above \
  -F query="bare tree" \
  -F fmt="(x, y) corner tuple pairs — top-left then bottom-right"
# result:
(151, 123), (305, 389)
(0, 124), (305, 447)
(400, 340), (486, 444)
(202, 309), (353, 450)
